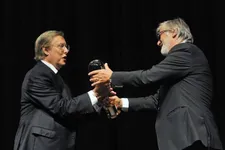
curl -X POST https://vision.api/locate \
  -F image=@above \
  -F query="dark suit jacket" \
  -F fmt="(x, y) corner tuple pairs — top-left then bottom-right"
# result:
(14, 61), (98, 150)
(111, 43), (223, 150)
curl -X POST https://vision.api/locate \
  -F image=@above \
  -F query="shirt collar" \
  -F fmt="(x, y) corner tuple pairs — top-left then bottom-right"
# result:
(41, 60), (58, 74)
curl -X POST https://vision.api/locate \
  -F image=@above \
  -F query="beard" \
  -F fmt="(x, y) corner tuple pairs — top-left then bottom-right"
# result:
(160, 40), (170, 56)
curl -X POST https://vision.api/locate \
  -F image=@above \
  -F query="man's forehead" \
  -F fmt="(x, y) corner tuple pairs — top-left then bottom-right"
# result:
(51, 36), (66, 44)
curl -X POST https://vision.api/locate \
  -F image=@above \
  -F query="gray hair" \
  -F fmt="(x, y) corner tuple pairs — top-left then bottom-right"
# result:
(156, 18), (193, 43)
(34, 30), (64, 61)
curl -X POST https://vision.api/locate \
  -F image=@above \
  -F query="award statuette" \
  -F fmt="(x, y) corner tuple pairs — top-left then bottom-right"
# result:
(88, 59), (118, 119)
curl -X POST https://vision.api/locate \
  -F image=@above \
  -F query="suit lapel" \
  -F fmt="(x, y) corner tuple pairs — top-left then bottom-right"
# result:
(56, 73), (72, 99)
(37, 61), (72, 99)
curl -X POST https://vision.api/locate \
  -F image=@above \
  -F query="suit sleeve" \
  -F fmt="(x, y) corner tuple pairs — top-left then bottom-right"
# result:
(127, 90), (159, 111)
(111, 48), (191, 87)
(24, 73), (96, 118)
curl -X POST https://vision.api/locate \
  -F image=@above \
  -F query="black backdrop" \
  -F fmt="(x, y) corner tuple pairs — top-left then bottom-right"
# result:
(3, 0), (224, 150)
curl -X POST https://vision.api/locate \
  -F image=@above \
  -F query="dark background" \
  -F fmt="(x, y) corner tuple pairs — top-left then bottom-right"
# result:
(3, 0), (224, 150)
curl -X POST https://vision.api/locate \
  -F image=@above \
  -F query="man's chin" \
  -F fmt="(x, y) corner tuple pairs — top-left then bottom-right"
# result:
(60, 60), (67, 65)
(161, 51), (168, 56)
(57, 62), (66, 69)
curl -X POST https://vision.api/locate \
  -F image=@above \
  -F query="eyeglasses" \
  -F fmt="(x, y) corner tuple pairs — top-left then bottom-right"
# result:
(52, 43), (70, 52)
(156, 30), (172, 40)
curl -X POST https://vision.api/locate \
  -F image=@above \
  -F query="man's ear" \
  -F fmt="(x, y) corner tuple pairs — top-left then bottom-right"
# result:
(42, 47), (49, 56)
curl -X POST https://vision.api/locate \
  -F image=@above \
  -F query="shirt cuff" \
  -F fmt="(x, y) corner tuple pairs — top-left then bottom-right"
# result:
(121, 98), (129, 112)
(88, 90), (98, 105)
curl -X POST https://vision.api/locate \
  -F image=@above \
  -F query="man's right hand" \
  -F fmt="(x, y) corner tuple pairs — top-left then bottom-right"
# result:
(93, 82), (116, 103)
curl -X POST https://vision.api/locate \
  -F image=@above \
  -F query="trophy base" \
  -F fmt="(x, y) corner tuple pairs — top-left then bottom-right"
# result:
(105, 106), (118, 119)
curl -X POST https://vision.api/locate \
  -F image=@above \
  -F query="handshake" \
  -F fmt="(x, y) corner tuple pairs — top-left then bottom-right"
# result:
(88, 59), (122, 119)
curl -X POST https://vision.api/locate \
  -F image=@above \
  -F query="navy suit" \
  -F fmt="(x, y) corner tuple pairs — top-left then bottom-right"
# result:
(112, 43), (223, 150)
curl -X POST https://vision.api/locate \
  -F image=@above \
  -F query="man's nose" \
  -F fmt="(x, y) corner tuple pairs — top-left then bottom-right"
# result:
(157, 40), (162, 46)
(64, 48), (69, 54)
